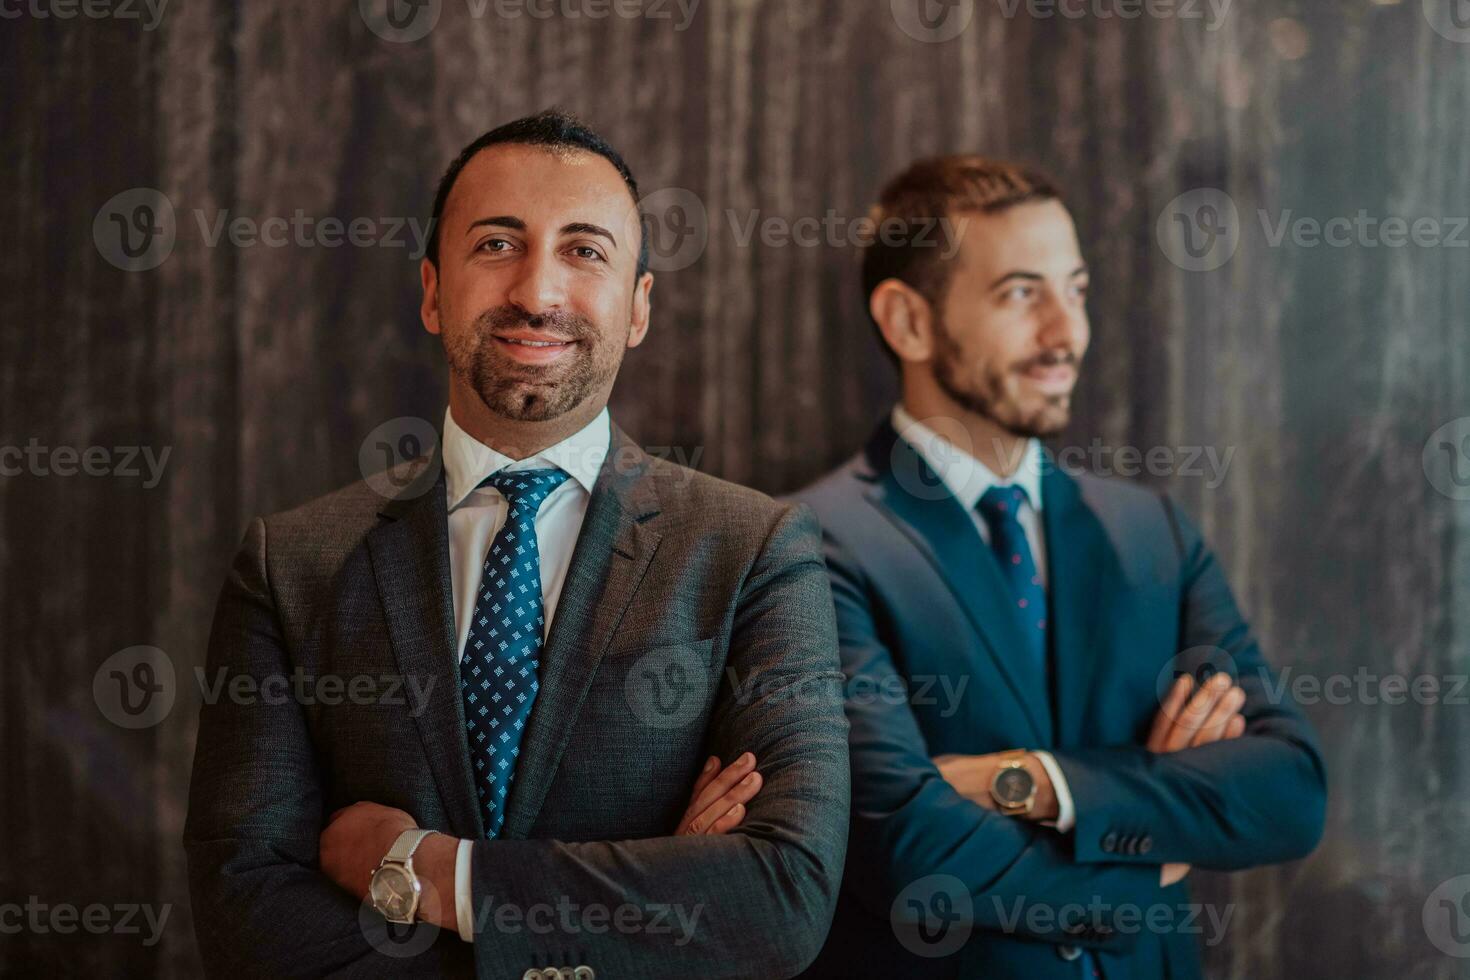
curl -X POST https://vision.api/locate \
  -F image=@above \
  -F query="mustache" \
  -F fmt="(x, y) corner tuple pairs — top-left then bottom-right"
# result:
(477, 305), (597, 341)
(1013, 349), (1079, 372)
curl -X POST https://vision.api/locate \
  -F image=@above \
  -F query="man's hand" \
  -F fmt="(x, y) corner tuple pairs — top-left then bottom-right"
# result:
(319, 801), (459, 931)
(675, 752), (763, 835)
(1161, 862), (1191, 887)
(931, 752), (1059, 822)
(1145, 673), (1249, 887)
(1148, 672), (1247, 753)
(320, 801), (418, 902)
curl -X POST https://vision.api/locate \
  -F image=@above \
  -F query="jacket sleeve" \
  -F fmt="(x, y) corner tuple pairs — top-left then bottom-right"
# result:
(466, 503), (850, 980)
(824, 525), (1166, 953)
(1051, 496), (1328, 869)
(183, 518), (464, 980)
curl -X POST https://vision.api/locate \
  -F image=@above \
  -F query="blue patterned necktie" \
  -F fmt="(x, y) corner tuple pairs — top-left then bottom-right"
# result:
(976, 485), (1048, 671)
(978, 484), (1090, 976)
(459, 467), (571, 838)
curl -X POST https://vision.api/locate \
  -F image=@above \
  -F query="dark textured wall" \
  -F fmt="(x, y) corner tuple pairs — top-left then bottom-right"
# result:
(3, 1), (1468, 976)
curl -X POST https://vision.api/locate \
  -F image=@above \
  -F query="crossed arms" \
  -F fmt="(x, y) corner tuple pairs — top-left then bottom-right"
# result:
(828, 499), (1327, 954)
(184, 504), (849, 979)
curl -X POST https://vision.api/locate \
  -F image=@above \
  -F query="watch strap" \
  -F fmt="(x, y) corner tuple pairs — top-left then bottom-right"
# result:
(383, 828), (435, 865)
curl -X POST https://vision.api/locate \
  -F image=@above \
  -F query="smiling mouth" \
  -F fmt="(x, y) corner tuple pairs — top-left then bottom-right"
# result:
(488, 333), (581, 365)
(494, 337), (575, 348)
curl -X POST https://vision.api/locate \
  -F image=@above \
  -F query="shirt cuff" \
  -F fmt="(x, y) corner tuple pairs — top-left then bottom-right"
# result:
(1033, 750), (1076, 832)
(454, 838), (474, 942)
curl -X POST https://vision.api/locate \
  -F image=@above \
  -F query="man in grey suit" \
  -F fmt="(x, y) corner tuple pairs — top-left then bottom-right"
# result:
(184, 110), (849, 979)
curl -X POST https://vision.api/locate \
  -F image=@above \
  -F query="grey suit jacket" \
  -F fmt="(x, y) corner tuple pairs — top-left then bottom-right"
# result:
(184, 424), (850, 980)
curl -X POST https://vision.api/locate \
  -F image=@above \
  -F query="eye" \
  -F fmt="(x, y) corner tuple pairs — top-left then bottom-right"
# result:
(1002, 284), (1035, 302)
(1069, 281), (1090, 299)
(476, 237), (515, 254)
(570, 245), (606, 262)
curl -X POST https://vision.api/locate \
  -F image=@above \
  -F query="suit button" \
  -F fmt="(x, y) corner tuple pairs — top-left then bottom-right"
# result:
(1139, 836), (1154, 855)
(574, 969), (595, 980)
(1059, 945), (1082, 961)
(1101, 832), (1117, 853)
(1126, 837), (1141, 855)
(520, 972), (539, 980)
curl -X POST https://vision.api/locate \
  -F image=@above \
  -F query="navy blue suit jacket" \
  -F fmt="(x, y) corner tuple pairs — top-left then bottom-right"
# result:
(793, 421), (1327, 979)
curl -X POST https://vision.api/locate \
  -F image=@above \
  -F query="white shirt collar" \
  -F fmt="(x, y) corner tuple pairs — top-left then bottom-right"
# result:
(890, 403), (1045, 512)
(442, 405), (611, 511)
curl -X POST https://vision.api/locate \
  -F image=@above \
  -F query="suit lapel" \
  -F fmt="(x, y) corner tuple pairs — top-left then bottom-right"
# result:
(862, 422), (1052, 747)
(498, 424), (663, 839)
(365, 442), (485, 839)
(1041, 466), (1109, 748)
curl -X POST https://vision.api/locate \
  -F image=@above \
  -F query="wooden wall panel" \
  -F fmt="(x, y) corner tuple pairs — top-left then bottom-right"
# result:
(2, 1), (1466, 976)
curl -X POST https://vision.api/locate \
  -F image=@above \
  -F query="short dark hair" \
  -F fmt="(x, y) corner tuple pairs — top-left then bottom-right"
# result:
(426, 109), (648, 278)
(861, 156), (1061, 362)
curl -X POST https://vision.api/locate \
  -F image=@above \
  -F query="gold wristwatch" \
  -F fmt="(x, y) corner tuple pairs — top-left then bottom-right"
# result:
(989, 752), (1037, 816)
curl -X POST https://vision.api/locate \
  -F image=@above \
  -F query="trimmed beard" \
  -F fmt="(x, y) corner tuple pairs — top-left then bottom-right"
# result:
(931, 312), (1073, 439)
(442, 305), (627, 423)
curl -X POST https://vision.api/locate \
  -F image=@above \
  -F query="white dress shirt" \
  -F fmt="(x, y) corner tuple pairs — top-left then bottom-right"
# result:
(441, 404), (612, 941)
(890, 405), (1076, 832)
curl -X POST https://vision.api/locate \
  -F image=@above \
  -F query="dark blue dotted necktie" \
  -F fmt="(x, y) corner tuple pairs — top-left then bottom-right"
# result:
(976, 485), (1048, 671)
(459, 467), (570, 838)
(978, 485), (1091, 976)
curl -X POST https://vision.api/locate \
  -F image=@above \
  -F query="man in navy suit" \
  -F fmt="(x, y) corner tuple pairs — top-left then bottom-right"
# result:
(795, 157), (1327, 979)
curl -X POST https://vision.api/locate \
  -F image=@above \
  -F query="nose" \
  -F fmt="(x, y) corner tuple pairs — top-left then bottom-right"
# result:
(1036, 288), (1088, 354)
(503, 245), (568, 315)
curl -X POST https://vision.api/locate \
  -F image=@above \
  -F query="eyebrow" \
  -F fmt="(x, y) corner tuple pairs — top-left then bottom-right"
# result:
(466, 215), (526, 234)
(561, 222), (618, 248)
(464, 216), (618, 248)
(987, 264), (1089, 290)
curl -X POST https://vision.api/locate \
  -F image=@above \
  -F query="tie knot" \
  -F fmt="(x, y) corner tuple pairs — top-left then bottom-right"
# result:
(977, 484), (1029, 523)
(479, 467), (571, 510)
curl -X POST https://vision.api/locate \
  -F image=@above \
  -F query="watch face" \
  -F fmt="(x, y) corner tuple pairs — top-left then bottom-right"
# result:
(993, 766), (1035, 805)
(370, 866), (417, 921)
